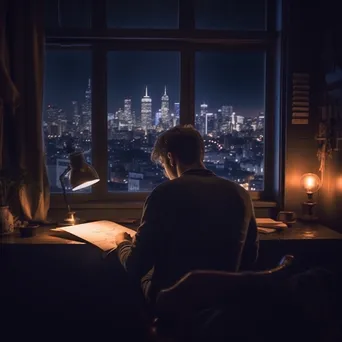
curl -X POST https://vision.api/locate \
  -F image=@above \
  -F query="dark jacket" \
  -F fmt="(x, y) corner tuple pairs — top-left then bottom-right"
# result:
(117, 168), (259, 303)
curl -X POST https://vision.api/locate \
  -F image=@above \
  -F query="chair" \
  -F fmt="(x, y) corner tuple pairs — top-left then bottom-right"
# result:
(151, 255), (295, 342)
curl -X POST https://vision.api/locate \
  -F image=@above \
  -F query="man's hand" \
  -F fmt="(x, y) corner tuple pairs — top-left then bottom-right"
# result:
(115, 232), (133, 246)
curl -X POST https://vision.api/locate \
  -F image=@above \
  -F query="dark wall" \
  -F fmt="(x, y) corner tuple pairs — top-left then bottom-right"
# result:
(284, 0), (342, 232)
(315, 1), (342, 232)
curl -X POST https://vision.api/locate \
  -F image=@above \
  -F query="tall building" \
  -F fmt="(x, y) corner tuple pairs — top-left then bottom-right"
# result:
(205, 113), (214, 135)
(221, 105), (233, 122)
(161, 86), (169, 128)
(81, 78), (92, 131)
(123, 98), (132, 122)
(72, 101), (80, 129)
(124, 98), (133, 130)
(198, 103), (208, 136)
(174, 102), (180, 119)
(257, 111), (265, 130)
(155, 110), (161, 125)
(141, 86), (152, 133)
(236, 115), (244, 124)
(46, 104), (59, 124)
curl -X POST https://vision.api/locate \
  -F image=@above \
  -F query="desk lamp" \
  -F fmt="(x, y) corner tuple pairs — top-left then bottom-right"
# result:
(300, 173), (321, 222)
(59, 151), (100, 225)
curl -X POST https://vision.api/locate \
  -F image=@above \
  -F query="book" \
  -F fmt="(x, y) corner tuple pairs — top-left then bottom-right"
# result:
(256, 218), (287, 230)
(52, 220), (137, 252)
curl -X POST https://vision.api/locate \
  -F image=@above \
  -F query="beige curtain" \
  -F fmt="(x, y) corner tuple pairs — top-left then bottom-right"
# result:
(0, 0), (50, 222)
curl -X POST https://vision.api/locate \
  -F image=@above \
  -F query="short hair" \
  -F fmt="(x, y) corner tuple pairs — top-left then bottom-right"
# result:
(151, 125), (204, 165)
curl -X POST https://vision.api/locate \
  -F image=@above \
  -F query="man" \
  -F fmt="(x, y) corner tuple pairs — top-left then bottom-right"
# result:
(115, 125), (259, 305)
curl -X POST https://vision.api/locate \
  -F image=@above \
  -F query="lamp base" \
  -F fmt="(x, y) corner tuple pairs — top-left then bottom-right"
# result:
(299, 202), (318, 223)
(58, 211), (85, 226)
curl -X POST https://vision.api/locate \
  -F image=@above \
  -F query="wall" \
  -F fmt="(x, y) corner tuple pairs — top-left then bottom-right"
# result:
(284, 0), (342, 232)
(283, 0), (323, 216)
(315, 1), (342, 232)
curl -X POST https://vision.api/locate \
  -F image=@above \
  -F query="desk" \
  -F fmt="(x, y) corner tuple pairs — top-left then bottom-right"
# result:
(1, 221), (341, 245)
(1, 221), (342, 323)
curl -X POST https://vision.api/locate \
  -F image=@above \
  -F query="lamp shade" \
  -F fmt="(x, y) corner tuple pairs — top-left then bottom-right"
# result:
(300, 173), (321, 194)
(68, 152), (100, 191)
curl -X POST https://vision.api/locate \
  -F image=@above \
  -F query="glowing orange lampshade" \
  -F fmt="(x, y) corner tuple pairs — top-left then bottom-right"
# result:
(300, 173), (321, 194)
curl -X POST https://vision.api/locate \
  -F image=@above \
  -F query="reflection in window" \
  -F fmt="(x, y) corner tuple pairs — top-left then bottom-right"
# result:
(43, 51), (92, 193)
(195, 0), (266, 30)
(107, 51), (180, 192)
(106, 0), (179, 29)
(196, 52), (265, 191)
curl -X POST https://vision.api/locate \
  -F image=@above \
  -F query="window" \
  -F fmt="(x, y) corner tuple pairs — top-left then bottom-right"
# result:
(195, 52), (265, 191)
(45, 0), (92, 28)
(195, 0), (266, 30)
(43, 50), (92, 193)
(106, 0), (179, 29)
(45, 0), (280, 203)
(107, 51), (180, 192)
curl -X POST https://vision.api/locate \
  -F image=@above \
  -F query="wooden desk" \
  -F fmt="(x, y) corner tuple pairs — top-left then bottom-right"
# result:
(1, 221), (342, 323)
(1, 221), (341, 247)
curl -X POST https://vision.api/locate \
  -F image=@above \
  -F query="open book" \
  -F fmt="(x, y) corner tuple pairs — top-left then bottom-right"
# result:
(53, 220), (137, 252)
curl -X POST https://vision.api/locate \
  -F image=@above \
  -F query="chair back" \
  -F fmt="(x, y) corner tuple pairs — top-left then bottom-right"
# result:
(156, 254), (294, 313)
(152, 255), (295, 342)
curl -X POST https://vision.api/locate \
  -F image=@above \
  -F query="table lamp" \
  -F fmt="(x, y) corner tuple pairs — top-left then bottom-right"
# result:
(59, 151), (100, 225)
(300, 172), (321, 222)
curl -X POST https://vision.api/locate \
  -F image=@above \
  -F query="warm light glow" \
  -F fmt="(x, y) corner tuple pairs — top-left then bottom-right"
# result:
(300, 173), (321, 194)
(337, 176), (342, 191)
(72, 179), (100, 191)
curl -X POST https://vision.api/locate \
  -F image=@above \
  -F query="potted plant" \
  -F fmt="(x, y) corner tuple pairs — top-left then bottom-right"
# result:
(0, 168), (24, 235)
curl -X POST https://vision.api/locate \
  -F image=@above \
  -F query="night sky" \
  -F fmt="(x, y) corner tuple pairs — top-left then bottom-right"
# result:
(44, 0), (266, 118)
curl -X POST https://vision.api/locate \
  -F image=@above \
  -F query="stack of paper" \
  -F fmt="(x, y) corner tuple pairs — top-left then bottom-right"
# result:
(256, 218), (287, 230)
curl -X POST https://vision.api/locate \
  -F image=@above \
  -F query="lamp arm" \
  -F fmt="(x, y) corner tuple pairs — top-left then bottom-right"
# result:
(59, 166), (71, 213)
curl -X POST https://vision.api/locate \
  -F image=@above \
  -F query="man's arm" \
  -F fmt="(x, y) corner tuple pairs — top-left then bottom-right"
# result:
(117, 191), (162, 280)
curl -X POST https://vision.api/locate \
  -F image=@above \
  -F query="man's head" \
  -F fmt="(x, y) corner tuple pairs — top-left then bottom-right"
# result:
(151, 125), (205, 180)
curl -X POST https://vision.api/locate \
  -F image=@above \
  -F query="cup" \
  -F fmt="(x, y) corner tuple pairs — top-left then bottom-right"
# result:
(277, 211), (296, 226)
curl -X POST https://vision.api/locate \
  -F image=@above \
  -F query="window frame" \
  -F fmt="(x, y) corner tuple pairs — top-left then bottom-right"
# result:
(46, 0), (282, 207)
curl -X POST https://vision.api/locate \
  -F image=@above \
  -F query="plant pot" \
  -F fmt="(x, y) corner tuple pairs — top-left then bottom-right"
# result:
(0, 206), (14, 235)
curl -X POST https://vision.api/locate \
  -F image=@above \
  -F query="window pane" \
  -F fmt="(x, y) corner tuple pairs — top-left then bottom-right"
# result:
(107, 51), (180, 192)
(195, 52), (265, 191)
(195, 0), (266, 30)
(43, 50), (93, 193)
(106, 0), (179, 29)
(45, 0), (91, 29)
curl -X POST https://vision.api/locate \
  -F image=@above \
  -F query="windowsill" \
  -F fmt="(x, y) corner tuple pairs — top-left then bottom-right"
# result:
(49, 200), (277, 210)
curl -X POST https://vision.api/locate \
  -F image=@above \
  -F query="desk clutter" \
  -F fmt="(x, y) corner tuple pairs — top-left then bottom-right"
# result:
(256, 218), (288, 234)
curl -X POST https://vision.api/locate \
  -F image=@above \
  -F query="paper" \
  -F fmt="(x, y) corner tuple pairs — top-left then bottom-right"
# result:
(53, 220), (137, 251)
(256, 218), (287, 230)
(257, 227), (277, 234)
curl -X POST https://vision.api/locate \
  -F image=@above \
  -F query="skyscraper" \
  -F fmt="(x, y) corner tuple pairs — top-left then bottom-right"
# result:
(81, 78), (92, 131)
(72, 101), (80, 130)
(124, 98), (133, 130)
(174, 102), (180, 119)
(161, 86), (169, 129)
(141, 86), (152, 133)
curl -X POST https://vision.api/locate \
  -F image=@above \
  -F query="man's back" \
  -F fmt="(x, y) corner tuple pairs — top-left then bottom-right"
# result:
(117, 168), (259, 304)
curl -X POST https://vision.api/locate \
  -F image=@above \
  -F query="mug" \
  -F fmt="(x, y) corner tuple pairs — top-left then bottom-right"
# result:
(277, 211), (296, 226)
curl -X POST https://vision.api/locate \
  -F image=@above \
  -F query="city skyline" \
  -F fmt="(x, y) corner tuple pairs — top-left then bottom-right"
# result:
(44, 51), (265, 118)
(43, 74), (265, 193)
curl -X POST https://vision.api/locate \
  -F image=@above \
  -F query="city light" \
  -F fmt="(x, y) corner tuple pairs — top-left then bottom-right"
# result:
(44, 79), (264, 193)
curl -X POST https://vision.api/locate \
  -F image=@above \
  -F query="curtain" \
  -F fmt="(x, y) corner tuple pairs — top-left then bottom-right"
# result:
(0, 0), (50, 222)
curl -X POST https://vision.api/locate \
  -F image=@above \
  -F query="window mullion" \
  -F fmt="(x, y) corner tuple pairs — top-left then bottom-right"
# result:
(92, 44), (108, 199)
